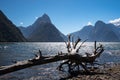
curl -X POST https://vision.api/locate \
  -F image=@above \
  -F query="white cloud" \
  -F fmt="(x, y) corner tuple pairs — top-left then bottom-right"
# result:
(87, 22), (92, 25)
(20, 22), (23, 25)
(35, 16), (38, 19)
(109, 18), (120, 26)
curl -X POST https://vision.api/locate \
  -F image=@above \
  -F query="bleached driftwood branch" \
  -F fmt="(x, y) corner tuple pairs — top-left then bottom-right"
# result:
(0, 34), (104, 75)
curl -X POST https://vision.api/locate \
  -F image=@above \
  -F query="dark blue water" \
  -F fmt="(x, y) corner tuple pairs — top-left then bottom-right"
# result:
(0, 42), (120, 80)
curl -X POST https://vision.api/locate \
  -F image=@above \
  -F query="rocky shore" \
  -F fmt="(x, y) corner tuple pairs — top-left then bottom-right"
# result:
(63, 63), (120, 80)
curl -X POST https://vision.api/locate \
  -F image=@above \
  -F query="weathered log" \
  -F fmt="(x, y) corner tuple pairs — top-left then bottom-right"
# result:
(0, 47), (104, 76)
(0, 54), (68, 75)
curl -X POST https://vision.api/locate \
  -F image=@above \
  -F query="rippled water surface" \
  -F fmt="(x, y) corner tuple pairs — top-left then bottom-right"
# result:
(0, 42), (120, 80)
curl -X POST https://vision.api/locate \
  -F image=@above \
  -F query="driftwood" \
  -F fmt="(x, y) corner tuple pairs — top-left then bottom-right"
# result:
(57, 42), (104, 72)
(0, 34), (104, 75)
(57, 35), (104, 73)
(0, 53), (78, 75)
(0, 51), (103, 75)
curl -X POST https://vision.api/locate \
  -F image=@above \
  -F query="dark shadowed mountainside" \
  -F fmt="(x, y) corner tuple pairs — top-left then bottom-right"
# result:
(0, 10), (26, 42)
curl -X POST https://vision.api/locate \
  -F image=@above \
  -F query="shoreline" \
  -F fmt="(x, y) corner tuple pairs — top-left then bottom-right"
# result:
(64, 63), (120, 80)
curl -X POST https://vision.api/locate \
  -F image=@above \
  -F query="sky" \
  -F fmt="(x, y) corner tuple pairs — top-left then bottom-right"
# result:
(0, 0), (120, 35)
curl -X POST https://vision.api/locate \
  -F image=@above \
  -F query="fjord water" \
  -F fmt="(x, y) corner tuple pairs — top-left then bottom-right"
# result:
(0, 42), (120, 80)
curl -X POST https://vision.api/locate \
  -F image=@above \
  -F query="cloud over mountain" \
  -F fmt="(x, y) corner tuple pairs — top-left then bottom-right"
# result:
(87, 22), (92, 26)
(109, 18), (120, 26)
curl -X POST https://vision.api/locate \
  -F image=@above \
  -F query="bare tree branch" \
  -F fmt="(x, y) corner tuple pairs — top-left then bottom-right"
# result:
(76, 39), (88, 53)
(74, 37), (81, 49)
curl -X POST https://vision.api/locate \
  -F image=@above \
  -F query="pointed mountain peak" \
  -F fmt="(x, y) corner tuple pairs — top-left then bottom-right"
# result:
(42, 13), (49, 17)
(35, 13), (51, 24)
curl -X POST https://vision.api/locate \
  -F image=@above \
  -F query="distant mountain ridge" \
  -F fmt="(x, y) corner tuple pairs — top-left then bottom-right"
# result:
(1, 10), (120, 42)
(0, 10), (26, 42)
(71, 25), (93, 41)
(71, 20), (120, 42)
(19, 13), (66, 42)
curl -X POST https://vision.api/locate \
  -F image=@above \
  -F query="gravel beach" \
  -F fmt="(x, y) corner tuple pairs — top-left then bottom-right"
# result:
(63, 63), (120, 80)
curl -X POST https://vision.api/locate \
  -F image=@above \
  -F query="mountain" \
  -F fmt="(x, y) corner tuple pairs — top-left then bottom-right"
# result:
(89, 21), (120, 42)
(71, 25), (93, 41)
(19, 13), (66, 42)
(0, 10), (26, 42)
(71, 21), (120, 42)
(19, 14), (52, 38)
